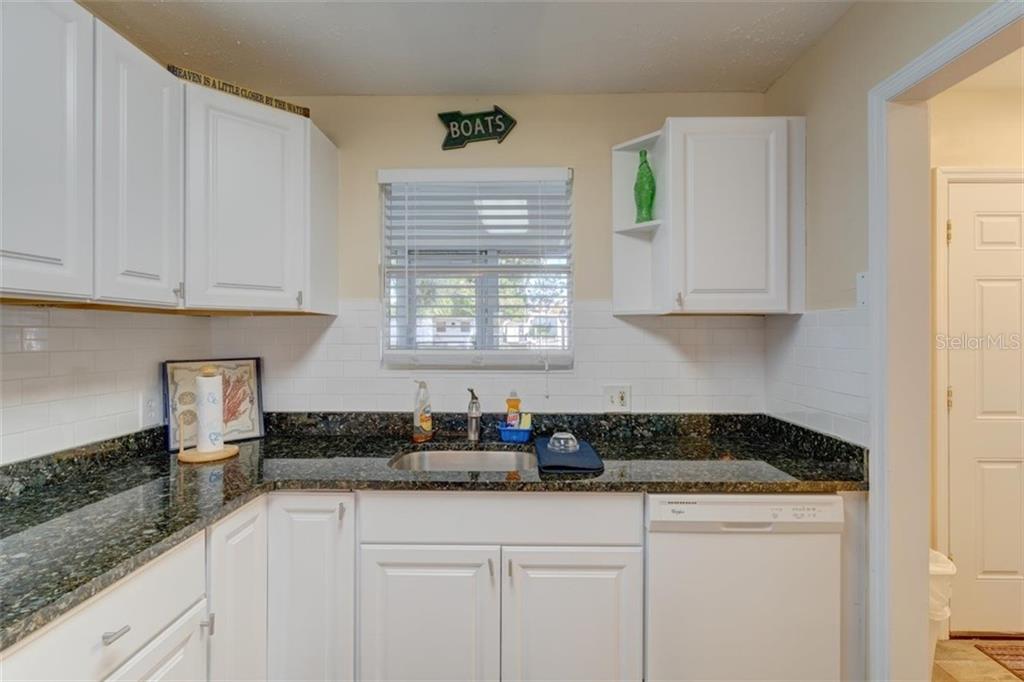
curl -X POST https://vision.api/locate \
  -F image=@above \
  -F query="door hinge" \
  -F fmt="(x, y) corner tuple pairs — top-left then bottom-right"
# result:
(946, 219), (952, 244)
(200, 612), (215, 637)
(946, 386), (953, 412)
(173, 281), (184, 300)
(296, 290), (303, 308)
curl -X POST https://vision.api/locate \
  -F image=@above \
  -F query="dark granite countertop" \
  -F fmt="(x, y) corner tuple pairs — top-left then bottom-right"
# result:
(0, 412), (866, 651)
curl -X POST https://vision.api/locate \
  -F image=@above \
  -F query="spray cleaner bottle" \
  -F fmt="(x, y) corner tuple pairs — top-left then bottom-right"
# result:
(413, 380), (434, 443)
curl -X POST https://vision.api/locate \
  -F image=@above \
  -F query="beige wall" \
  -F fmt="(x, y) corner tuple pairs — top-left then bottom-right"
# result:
(764, 1), (993, 309)
(930, 88), (1024, 168)
(291, 93), (764, 300)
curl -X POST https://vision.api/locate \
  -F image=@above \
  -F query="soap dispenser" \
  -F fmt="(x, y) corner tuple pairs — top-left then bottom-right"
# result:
(413, 380), (433, 443)
(467, 388), (481, 443)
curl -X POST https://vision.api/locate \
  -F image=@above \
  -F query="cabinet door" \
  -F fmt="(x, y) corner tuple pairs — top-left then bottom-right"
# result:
(94, 21), (183, 306)
(502, 546), (642, 682)
(672, 118), (789, 312)
(105, 599), (207, 682)
(0, 0), (93, 298)
(185, 83), (306, 310)
(207, 497), (267, 681)
(268, 493), (354, 681)
(359, 545), (500, 682)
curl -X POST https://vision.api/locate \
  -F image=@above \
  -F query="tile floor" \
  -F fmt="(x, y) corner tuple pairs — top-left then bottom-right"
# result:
(933, 639), (1023, 681)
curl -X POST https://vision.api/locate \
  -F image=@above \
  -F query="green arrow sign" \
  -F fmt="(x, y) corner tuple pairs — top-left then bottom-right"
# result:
(438, 106), (517, 150)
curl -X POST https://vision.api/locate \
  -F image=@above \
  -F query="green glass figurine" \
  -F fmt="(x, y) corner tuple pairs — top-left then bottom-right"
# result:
(634, 149), (656, 223)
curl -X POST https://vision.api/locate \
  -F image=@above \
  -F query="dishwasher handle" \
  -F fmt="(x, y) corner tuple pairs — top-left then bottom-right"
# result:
(718, 522), (774, 532)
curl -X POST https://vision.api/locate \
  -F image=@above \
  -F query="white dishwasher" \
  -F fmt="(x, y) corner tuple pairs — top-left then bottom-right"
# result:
(646, 494), (844, 681)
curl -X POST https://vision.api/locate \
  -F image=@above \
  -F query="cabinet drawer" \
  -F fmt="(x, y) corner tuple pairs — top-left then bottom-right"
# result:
(0, 532), (205, 681)
(358, 491), (643, 545)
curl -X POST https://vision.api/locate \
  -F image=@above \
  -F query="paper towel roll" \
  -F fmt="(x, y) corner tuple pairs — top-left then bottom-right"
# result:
(196, 369), (224, 453)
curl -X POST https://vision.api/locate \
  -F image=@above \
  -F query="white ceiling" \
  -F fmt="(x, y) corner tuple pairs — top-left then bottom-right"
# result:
(949, 47), (1023, 91)
(83, 1), (852, 96)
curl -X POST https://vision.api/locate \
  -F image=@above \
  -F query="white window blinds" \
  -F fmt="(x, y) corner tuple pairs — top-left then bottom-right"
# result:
(380, 168), (573, 368)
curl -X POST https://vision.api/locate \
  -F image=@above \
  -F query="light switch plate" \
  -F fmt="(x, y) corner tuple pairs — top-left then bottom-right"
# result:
(603, 385), (632, 413)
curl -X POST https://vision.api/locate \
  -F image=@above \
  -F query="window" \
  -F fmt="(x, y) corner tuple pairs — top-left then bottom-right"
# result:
(380, 168), (573, 368)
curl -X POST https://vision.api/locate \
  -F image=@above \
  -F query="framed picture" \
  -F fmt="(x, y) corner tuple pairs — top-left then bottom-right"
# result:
(162, 357), (264, 450)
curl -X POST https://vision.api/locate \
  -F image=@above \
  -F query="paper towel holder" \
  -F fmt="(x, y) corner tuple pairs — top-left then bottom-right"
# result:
(177, 404), (240, 463)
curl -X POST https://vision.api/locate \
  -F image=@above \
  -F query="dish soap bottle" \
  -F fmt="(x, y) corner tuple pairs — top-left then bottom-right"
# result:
(505, 390), (521, 428)
(413, 380), (434, 443)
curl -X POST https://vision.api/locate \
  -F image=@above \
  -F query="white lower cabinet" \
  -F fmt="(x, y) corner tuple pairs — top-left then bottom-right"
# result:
(356, 492), (645, 682)
(268, 492), (355, 681)
(502, 546), (643, 682)
(207, 497), (267, 681)
(105, 599), (208, 681)
(359, 545), (501, 682)
(0, 533), (206, 681)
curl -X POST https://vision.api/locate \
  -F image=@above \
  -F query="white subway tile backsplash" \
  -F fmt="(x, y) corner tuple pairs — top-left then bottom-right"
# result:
(765, 308), (870, 446)
(0, 305), (214, 465)
(0, 298), (871, 464)
(209, 299), (767, 417)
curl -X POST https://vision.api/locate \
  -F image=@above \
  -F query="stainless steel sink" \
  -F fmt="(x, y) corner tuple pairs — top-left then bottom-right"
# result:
(388, 449), (536, 472)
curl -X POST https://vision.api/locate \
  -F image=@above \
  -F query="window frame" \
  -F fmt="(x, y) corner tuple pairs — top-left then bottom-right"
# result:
(378, 167), (574, 369)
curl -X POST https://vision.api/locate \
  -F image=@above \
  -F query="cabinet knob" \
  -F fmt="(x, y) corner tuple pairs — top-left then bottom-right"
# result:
(676, 291), (684, 308)
(102, 624), (130, 646)
(338, 501), (346, 522)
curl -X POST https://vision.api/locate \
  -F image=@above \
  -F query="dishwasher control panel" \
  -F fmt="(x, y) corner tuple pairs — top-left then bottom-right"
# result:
(647, 494), (844, 532)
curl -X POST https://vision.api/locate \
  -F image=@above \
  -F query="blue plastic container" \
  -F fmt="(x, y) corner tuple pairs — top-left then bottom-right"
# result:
(497, 425), (532, 443)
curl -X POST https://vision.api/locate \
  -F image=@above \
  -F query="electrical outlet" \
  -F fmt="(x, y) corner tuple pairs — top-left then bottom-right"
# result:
(603, 385), (632, 413)
(139, 389), (163, 428)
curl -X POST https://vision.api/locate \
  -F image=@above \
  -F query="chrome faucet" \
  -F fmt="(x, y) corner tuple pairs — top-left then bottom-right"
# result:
(467, 388), (481, 442)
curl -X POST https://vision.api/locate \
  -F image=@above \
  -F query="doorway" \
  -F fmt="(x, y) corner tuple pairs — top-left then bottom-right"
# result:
(928, 44), (1024, 639)
(935, 168), (1024, 636)
(867, 7), (1024, 679)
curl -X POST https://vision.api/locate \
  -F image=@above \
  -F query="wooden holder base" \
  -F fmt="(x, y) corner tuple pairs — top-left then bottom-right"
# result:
(177, 443), (239, 464)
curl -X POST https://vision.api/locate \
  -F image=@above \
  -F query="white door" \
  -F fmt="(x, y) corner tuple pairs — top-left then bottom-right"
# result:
(947, 177), (1024, 634)
(359, 544), (500, 682)
(268, 493), (354, 681)
(0, 0), (93, 298)
(94, 21), (183, 307)
(105, 599), (208, 682)
(501, 546), (642, 682)
(671, 117), (789, 313)
(185, 83), (306, 310)
(207, 498), (267, 680)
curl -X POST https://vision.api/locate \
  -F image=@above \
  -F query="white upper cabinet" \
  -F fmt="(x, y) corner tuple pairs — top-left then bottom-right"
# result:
(611, 117), (805, 315)
(95, 21), (184, 307)
(0, 1), (94, 298)
(185, 84), (337, 313)
(2, 1), (338, 314)
(674, 118), (789, 312)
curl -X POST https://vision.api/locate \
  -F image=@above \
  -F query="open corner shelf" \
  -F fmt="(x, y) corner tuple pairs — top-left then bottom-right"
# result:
(611, 130), (662, 154)
(613, 219), (661, 236)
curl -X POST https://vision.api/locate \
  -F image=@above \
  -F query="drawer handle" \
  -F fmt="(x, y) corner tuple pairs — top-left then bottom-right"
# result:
(102, 625), (131, 646)
(201, 613), (216, 637)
